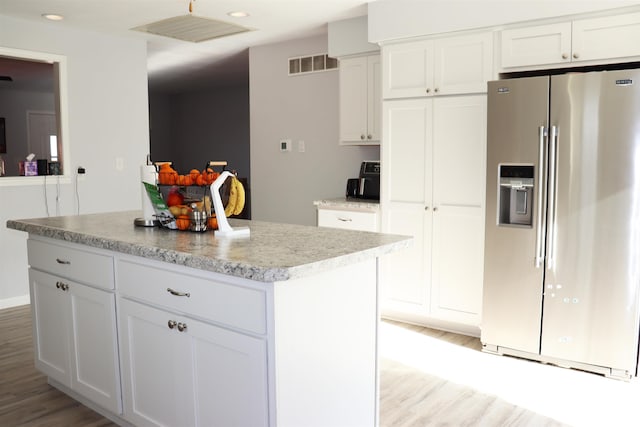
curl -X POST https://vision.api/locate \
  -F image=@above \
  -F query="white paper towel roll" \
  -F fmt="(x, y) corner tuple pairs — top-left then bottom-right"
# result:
(140, 164), (157, 221)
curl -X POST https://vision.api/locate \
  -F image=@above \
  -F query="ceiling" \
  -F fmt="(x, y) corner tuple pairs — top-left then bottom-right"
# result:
(0, 0), (374, 93)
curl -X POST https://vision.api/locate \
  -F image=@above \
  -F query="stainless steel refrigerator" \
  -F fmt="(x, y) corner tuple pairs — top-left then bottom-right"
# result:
(482, 69), (640, 380)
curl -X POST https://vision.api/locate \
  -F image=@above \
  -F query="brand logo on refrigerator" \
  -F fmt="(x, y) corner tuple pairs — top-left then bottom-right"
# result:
(615, 79), (633, 86)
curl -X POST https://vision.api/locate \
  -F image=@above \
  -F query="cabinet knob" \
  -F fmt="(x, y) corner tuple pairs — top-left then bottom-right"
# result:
(426, 88), (431, 94)
(562, 53), (568, 60)
(56, 281), (69, 291)
(573, 52), (579, 59)
(177, 322), (188, 332)
(434, 88), (439, 93)
(168, 320), (177, 329)
(360, 134), (366, 140)
(433, 207), (438, 212)
(425, 206), (429, 211)
(367, 134), (372, 140)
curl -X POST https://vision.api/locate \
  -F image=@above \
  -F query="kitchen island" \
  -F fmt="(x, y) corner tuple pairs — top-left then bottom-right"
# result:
(7, 211), (410, 427)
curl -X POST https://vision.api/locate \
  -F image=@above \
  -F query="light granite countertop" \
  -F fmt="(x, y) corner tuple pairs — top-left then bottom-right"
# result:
(313, 198), (380, 211)
(7, 210), (410, 283)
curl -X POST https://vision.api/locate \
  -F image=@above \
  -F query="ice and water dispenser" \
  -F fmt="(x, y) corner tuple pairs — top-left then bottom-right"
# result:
(498, 165), (534, 227)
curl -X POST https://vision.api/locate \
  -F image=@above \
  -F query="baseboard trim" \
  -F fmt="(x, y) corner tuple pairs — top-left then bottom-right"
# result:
(0, 294), (30, 310)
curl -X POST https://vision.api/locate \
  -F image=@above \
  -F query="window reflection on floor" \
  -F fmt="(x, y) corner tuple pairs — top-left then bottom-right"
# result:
(379, 320), (640, 427)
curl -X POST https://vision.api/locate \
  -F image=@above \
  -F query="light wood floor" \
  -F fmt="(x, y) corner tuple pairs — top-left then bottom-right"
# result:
(0, 305), (567, 426)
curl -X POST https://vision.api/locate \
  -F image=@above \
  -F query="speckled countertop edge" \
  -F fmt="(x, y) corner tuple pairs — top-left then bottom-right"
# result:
(7, 211), (410, 283)
(313, 198), (380, 211)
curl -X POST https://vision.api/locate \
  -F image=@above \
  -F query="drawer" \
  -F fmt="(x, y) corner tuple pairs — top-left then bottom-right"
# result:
(317, 208), (379, 232)
(117, 258), (267, 335)
(27, 239), (114, 290)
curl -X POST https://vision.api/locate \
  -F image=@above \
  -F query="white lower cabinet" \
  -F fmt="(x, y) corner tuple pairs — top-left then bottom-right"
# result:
(118, 298), (269, 427)
(317, 206), (379, 232)
(29, 268), (122, 414)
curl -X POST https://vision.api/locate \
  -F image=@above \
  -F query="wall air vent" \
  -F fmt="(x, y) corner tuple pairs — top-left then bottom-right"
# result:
(131, 14), (252, 43)
(289, 53), (338, 76)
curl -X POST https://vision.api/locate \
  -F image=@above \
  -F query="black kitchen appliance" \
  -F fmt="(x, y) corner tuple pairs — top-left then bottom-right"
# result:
(346, 161), (380, 200)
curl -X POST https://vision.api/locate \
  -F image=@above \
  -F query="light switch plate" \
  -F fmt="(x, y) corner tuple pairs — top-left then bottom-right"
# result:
(279, 139), (292, 152)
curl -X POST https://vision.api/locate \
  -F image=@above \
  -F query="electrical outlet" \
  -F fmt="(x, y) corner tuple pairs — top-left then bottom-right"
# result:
(298, 140), (306, 152)
(116, 157), (124, 171)
(77, 166), (86, 181)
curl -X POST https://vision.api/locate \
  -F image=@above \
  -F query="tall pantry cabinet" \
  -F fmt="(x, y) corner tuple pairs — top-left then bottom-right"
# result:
(380, 32), (493, 333)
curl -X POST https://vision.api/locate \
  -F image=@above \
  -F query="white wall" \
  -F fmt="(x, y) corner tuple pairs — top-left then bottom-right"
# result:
(249, 35), (379, 226)
(368, 0), (640, 43)
(0, 15), (149, 307)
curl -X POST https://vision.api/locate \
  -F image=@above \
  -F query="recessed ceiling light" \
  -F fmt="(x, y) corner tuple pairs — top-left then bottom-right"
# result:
(227, 11), (249, 18)
(42, 13), (64, 21)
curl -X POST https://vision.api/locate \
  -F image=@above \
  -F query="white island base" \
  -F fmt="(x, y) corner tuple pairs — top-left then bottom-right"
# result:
(25, 234), (382, 427)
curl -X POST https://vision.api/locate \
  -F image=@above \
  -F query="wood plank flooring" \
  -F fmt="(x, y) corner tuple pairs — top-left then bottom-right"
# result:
(0, 305), (117, 427)
(0, 305), (574, 426)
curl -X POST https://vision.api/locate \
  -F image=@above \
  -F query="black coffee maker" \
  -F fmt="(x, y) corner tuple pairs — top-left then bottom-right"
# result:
(346, 161), (380, 200)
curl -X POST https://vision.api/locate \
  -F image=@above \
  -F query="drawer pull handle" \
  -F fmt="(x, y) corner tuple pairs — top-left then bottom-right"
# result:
(177, 322), (188, 332)
(56, 281), (69, 291)
(56, 258), (71, 265)
(337, 217), (352, 222)
(168, 320), (177, 329)
(167, 288), (190, 297)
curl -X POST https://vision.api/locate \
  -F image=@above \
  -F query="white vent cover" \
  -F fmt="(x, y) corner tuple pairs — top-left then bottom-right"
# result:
(132, 14), (251, 43)
(289, 53), (337, 76)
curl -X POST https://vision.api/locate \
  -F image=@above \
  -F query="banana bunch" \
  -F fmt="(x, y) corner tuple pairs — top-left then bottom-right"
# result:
(224, 176), (245, 217)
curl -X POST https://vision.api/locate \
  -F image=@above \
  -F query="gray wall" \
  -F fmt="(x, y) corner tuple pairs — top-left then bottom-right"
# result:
(149, 84), (250, 190)
(250, 35), (379, 226)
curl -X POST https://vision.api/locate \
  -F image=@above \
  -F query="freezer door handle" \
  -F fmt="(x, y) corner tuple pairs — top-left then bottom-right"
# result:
(535, 125), (547, 268)
(547, 125), (559, 270)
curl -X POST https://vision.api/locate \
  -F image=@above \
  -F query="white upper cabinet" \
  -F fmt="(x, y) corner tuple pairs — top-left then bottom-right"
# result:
(501, 12), (640, 69)
(339, 54), (381, 144)
(382, 32), (493, 99)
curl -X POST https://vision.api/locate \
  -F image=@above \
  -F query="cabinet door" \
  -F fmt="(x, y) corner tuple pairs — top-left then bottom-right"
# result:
(380, 99), (432, 314)
(382, 40), (434, 99)
(367, 55), (382, 141)
(119, 299), (269, 427)
(501, 22), (572, 68)
(430, 96), (486, 325)
(119, 299), (195, 427)
(30, 269), (72, 387)
(339, 56), (369, 143)
(572, 12), (640, 63)
(70, 284), (121, 414)
(434, 32), (493, 95)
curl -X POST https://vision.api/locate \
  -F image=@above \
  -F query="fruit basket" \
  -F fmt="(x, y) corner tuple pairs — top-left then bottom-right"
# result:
(143, 161), (246, 234)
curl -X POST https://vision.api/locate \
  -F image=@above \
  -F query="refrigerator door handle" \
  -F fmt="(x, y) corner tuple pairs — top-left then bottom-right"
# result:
(535, 125), (547, 268)
(547, 125), (559, 270)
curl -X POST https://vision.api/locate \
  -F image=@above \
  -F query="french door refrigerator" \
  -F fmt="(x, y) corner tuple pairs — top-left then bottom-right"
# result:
(482, 69), (640, 380)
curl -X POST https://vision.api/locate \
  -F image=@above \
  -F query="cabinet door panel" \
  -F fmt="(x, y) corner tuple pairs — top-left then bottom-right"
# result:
(383, 99), (432, 205)
(380, 204), (431, 313)
(501, 23), (571, 68)
(339, 56), (369, 142)
(368, 55), (382, 141)
(382, 40), (433, 99)
(572, 12), (640, 62)
(433, 96), (486, 208)
(70, 285), (121, 414)
(119, 299), (195, 427)
(435, 33), (493, 95)
(191, 320), (268, 427)
(30, 269), (71, 386)
(431, 206), (484, 324)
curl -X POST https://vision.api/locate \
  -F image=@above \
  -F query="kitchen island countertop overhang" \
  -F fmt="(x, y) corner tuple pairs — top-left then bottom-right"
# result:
(7, 210), (411, 282)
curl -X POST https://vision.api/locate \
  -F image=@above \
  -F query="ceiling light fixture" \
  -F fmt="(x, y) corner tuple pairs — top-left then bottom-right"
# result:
(227, 11), (250, 18)
(42, 13), (64, 21)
